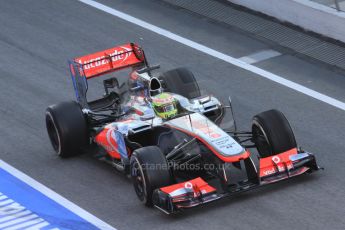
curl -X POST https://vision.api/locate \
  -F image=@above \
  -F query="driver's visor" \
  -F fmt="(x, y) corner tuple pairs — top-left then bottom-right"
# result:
(155, 103), (175, 113)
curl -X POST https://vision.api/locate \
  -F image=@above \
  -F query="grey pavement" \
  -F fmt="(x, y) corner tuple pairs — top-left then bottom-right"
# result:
(0, 0), (344, 229)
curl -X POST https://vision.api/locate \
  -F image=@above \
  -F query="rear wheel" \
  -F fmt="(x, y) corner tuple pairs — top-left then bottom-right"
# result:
(46, 101), (88, 157)
(159, 67), (201, 99)
(130, 146), (172, 206)
(252, 109), (297, 158)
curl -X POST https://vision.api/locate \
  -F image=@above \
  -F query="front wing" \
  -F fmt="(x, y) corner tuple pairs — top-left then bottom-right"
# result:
(152, 149), (320, 214)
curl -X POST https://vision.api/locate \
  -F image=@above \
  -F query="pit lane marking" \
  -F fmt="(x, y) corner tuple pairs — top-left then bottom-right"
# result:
(0, 160), (116, 230)
(78, 0), (345, 112)
(239, 49), (281, 64)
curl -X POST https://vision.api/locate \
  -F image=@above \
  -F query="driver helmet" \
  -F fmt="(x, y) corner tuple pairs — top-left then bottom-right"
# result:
(151, 93), (178, 119)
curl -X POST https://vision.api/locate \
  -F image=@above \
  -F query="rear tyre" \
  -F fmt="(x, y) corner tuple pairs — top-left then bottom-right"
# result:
(252, 109), (297, 158)
(46, 101), (88, 158)
(159, 67), (201, 99)
(130, 146), (172, 206)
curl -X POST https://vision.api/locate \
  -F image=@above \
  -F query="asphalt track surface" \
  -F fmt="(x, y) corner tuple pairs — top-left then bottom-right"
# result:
(0, 0), (344, 229)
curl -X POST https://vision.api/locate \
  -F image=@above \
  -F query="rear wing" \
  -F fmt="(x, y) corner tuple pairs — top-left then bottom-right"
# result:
(68, 43), (146, 108)
(72, 43), (146, 79)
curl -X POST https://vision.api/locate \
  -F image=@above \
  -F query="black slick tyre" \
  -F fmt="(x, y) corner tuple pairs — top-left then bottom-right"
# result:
(45, 101), (88, 157)
(159, 67), (201, 99)
(252, 109), (297, 158)
(130, 146), (172, 206)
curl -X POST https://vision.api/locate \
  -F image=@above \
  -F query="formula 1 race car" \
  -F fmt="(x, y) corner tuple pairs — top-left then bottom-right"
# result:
(46, 43), (320, 214)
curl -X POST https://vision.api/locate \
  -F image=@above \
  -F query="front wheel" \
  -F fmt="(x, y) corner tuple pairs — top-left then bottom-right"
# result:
(252, 109), (297, 158)
(130, 146), (172, 206)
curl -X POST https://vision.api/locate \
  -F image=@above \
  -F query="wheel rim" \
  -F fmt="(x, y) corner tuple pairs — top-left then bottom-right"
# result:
(252, 123), (272, 157)
(131, 158), (146, 202)
(46, 114), (61, 154)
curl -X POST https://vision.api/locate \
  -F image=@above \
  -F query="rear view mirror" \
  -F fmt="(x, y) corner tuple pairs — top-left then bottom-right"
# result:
(198, 96), (211, 104)
(140, 113), (155, 121)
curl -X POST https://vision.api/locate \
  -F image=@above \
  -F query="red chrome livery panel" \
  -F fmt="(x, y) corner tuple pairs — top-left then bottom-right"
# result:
(74, 43), (144, 79)
(259, 148), (297, 178)
(160, 177), (216, 202)
(94, 127), (121, 159)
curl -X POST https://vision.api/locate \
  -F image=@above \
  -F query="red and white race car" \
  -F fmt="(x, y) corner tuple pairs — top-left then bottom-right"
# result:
(46, 43), (321, 214)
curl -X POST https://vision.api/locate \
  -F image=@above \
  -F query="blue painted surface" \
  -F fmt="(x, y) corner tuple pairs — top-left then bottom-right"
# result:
(0, 167), (99, 230)
(114, 130), (128, 160)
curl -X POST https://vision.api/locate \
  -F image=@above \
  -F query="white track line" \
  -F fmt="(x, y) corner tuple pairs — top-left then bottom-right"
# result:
(78, 0), (345, 111)
(0, 160), (117, 230)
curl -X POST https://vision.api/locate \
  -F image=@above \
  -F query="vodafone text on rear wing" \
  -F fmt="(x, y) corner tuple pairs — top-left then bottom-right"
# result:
(68, 43), (147, 107)
(73, 43), (146, 79)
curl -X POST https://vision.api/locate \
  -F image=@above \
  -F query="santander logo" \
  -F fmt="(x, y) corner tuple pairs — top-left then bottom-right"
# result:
(78, 46), (132, 70)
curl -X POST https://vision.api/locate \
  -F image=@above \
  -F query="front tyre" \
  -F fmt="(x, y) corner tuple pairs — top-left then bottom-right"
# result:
(252, 109), (297, 158)
(130, 146), (172, 206)
(46, 101), (88, 158)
